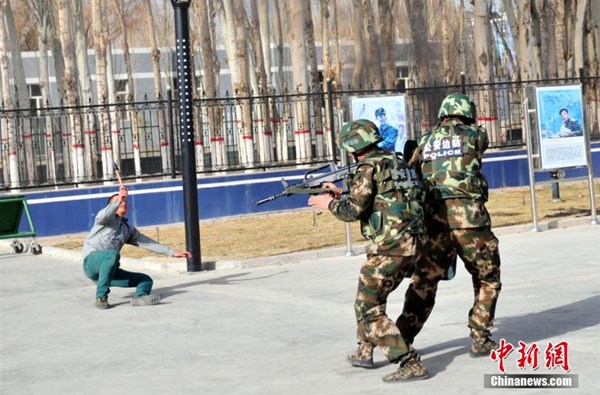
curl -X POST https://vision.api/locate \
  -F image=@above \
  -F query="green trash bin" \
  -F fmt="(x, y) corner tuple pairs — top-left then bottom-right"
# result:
(0, 196), (42, 254)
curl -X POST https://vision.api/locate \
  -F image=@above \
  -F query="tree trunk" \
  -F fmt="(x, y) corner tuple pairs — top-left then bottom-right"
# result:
(58, 0), (84, 182)
(27, 0), (57, 183)
(501, 0), (521, 80)
(405, 0), (430, 86)
(257, 0), (272, 90)
(351, 0), (365, 89)
(529, 0), (543, 79)
(304, 0), (324, 158)
(515, 0), (536, 80)
(538, 0), (558, 78)
(274, 1), (287, 92)
(379, 0), (396, 88)
(332, 0), (342, 88)
(593, 0), (600, 77)
(233, 0), (254, 166)
(564, 0), (576, 77)
(251, 0), (273, 163)
(3, 1), (34, 185)
(271, 0), (288, 162)
(0, 5), (18, 187)
(439, 0), (452, 83)
(321, 0), (335, 158)
(573, 0), (588, 71)
(289, 0), (312, 161)
(143, 0), (170, 174)
(362, 0), (384, 89)
(112, 0), (142, 177)
(473, 0), (498, 144)
(197, 0), (225, 168)
(73, 0), (96, 179)
(405, 0), (434, 132)
(92, 0), (112, 182)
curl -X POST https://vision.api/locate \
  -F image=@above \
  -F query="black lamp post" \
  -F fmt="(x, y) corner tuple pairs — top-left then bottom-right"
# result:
(171, 0), (201, 271)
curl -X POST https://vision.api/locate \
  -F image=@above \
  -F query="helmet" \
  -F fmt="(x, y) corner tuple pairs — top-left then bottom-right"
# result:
(338, 119), (382, 152)
(438, 94), (476, 123)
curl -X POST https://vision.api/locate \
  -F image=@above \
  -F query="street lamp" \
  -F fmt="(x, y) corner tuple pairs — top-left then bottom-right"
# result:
(171, 0), (201, 271)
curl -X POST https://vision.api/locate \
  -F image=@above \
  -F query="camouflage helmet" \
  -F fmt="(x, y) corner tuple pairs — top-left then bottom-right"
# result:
(338, 119), (382, 152)
(438, 93), (477, 123)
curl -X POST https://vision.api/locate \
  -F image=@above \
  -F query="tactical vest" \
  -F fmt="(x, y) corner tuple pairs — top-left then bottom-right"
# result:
(419, 121), (489, 202)
(359, 152), (426, 245)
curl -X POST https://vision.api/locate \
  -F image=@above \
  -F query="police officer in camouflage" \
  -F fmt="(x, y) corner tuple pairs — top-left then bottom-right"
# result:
(308, 119), (429, 382)
(396, 93), (502, 357)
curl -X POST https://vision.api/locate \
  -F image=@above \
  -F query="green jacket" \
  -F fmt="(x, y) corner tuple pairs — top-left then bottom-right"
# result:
(412, 119), (491, 229)
(329, 149), (425, 256)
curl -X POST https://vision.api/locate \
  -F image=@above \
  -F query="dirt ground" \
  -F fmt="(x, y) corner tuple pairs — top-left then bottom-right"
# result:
(40, 180), (598, 260)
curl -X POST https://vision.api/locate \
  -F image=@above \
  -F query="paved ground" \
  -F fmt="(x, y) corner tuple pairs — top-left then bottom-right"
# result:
(1, 223), (599, 394)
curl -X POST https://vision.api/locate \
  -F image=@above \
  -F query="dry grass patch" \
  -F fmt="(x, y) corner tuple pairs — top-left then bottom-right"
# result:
(42, 180), (598, 260)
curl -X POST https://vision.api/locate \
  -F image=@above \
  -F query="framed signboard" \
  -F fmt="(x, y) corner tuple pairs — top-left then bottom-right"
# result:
(535, 85), (588, 170)
(349, 95), (407, 154)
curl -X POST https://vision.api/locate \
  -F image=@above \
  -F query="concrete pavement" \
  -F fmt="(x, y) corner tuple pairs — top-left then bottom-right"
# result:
(1, 223), (599, 394)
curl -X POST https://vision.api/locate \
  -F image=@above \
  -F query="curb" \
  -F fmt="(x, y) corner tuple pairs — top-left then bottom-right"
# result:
(3, 215), (596, 274)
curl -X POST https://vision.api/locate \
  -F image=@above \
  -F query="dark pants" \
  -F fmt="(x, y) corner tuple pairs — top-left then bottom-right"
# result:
(83, 250), (153, 299)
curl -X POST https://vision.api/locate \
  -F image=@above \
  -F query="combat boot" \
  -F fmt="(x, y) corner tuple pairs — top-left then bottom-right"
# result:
(95, 297), (110, 309)
(346, 341), (374, 368)
(470, 330), (498, 358)
(381, 352), (429, 382)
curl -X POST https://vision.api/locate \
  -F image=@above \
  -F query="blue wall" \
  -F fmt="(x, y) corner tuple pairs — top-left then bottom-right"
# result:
(7, 143), (600, 237)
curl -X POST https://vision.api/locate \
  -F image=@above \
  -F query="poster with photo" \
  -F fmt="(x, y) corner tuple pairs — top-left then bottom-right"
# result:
(350, 95), (407, 155)
(535, 85), (588, 170)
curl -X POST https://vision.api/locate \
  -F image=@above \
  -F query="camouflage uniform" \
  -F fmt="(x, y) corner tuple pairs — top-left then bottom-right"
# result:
(396, 94), (502, 357)
(328, 120), (429, 381)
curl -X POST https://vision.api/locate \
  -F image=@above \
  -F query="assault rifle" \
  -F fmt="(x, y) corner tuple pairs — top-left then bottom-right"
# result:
(256, 162), (357, 205)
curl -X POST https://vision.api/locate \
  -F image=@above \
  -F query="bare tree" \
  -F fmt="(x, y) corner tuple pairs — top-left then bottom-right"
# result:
(250, 0), (274, 163)
(589, 0), (600, 78)
(57, 0), (84, 182)
(3, 0), (34, 185)
(473, 0), (498, 144)
(0, 3), (18, 187)
(304, 0), (325, 158)
(321, 0), (335, 157)
(573, 0), (588, 72)
(26, 0), (57, 183)
(91, 0), (112, 181)
(332, 0), (342, 88)
(193, 0), (225, 168)
(233, 0), (254, 166)
(288, 0), (312, 161)
(362, 0), (384, 89)
(257, 0), (272, 90)
(72, 0), (96, 179)
(379, 0), (396, 88)
(593, 0), (600, 76)
(404, 0), (431, 86)
(535, 0), (558, 78)
(272, 0), (288, 162)
(143, 0), (170, 174)
(112, 0), (142, 177)
(351, 0), (365, 88)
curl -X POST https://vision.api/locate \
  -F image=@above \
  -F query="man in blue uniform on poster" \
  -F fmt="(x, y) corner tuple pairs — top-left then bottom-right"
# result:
(374, 107), (398, 152)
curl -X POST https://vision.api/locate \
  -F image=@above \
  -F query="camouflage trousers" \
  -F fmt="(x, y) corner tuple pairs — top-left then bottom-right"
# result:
(396, 227), (501, 344)
(354, 247), (422, 363)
